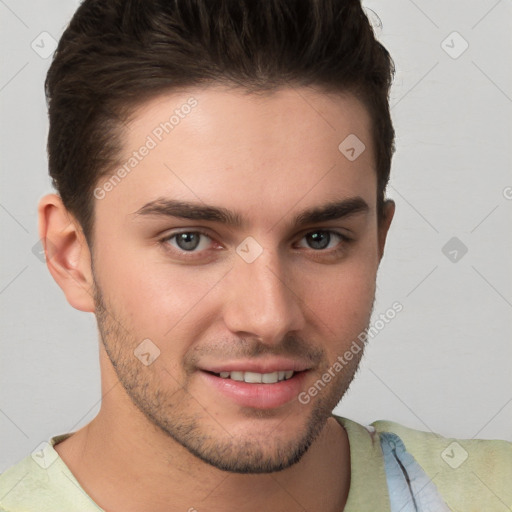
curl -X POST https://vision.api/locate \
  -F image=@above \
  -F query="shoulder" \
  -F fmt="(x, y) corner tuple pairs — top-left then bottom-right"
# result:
(0, 435), (102, 511)
(0, 452), (56, 511)
(371, 419), (512, 511)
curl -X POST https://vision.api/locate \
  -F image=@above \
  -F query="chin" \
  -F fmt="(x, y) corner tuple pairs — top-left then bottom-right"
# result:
(182, 429), (317, 474)
(148, 398), (333, 474)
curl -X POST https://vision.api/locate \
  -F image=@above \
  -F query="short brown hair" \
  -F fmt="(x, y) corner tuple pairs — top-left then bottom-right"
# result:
(45, 0), (395, 246)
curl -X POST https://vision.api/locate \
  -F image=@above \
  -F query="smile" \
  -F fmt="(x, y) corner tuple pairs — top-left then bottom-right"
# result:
(214, 370), (295, 383)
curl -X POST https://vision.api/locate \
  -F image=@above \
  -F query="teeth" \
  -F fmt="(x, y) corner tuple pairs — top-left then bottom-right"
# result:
(244, 371), (262, 383)
(217, 370), (295, 383)
(262, 372), (278, 384)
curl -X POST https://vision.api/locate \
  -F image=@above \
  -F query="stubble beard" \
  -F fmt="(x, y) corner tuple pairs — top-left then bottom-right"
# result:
(92, 278), (367, 474)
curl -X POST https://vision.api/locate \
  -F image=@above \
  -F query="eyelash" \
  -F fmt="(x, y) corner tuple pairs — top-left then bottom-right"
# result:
(158, 229), (353, 260)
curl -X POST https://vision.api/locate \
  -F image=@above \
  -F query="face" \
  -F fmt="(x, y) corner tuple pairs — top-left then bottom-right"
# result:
(90, 85), (390, 473)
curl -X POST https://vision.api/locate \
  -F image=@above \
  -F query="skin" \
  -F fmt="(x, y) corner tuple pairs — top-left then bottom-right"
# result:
(39, 85), (395, 512)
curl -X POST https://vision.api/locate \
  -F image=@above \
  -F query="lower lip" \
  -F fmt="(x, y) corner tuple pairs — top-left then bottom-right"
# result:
(199, 370), (308, 409)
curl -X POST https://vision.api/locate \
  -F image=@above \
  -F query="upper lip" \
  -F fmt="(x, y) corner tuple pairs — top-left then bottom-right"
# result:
(200, 358), (312, 374)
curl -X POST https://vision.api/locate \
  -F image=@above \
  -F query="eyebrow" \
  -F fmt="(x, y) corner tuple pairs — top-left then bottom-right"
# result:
(132, 196), (369, 231)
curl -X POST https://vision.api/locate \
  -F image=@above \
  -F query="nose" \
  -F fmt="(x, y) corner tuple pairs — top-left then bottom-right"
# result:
(221, 246), (306, 345)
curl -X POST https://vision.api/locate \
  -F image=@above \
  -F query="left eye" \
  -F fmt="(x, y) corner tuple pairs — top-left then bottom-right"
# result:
(297, 230), (346, 251)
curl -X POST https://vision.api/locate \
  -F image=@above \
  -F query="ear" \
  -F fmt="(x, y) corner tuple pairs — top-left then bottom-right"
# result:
(377, 199), (395, 260)
(37, 193), (95, 312)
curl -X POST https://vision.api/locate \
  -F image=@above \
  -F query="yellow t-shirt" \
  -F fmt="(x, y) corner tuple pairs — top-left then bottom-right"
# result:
(0, 416), (510, 511)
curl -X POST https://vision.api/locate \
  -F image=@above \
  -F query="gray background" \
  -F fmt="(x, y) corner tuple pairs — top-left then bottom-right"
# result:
(1, 0), (511, 472)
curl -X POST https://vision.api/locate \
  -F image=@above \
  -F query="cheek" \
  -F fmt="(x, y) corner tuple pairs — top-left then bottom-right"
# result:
(95, 239), (226, 340)
(302, 246), (378, 352)
(308, 267), (375, 327)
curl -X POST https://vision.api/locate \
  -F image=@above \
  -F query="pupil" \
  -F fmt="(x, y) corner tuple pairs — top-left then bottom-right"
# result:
(177, 233), (200, 251)
(308, 231), (330, 250)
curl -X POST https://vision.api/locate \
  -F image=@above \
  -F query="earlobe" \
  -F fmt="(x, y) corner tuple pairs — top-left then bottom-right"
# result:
(378, 199), (395, 260)
(37, 193), (95, 313)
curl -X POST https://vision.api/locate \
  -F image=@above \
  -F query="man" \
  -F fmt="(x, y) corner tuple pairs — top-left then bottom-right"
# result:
(0, 0), (510, 510)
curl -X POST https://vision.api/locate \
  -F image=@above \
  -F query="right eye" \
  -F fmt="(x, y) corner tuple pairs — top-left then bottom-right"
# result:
(160, 230), (215, 254)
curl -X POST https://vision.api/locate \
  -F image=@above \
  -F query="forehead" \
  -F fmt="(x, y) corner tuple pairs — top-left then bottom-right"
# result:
(95, 85), (377, 229)
(125, 85), (373, 159)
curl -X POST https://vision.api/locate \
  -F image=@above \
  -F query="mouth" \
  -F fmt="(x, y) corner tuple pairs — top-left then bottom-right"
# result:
(199, 368), (309, 409)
